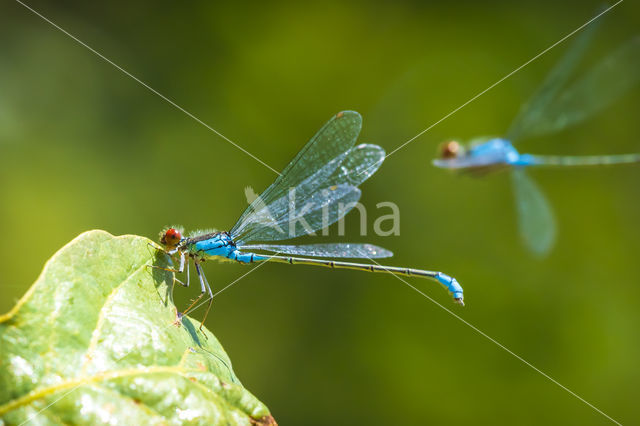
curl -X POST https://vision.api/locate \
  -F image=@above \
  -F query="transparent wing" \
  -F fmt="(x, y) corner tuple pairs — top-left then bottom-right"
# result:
(511, 169), (556, 255)
(506, 19), (600, 141)
(231, 115), (386, 244)
(233, 184), (362, 245)
(238, 243), (393, 259)
(232, 151), (350, 240)
(232, 111), (362, 233)
(515, 36), (639, 139)
(325, 143), (385, 187)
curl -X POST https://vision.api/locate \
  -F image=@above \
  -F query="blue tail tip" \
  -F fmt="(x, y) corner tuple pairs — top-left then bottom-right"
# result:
(451, 279), (464, 306)
(453, 293), (464, 306)
(437, 273), (465, 306)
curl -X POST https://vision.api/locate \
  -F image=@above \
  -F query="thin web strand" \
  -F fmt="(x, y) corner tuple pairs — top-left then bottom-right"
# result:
(13, 0), (281, 176)
(363, 1), (623, 176)
(366, 257), (622, 425)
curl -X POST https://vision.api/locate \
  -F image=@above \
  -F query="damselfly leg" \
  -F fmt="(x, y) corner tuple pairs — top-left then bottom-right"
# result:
(181, 260), (214, 334)
(147, 247), (189, 287)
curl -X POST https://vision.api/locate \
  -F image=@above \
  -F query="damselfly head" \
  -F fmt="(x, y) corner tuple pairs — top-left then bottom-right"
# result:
(439, 140), (463, 159)
(160, 227), (183, 249)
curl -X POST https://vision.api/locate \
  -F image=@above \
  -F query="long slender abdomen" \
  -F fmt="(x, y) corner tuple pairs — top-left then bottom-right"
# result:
(227, 250), (269, 264)
(527, 153), (640, 167)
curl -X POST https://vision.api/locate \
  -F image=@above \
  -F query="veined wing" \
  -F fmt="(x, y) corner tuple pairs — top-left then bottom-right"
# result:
(238, 243), (393, 259)
(232, 151), (350, 240)
(511, 169), (556, 255)
(325, 143), (385, 187)
(232, 111), (362, 233)
(245, 144), (383, 240)
(232, 115), (386, 244)
(233, 183), (362, 245)
(506, 17), (600, 141)
(231, 146), (383, 243)
(514, 36), (639, 139)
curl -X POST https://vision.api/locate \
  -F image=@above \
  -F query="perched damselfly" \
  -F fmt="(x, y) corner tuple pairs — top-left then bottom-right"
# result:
(157, 111), (463, 330)
(433, 22), (640, 255)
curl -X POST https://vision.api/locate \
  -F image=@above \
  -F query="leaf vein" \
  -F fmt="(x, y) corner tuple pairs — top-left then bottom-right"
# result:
(80, 261), (150, 374)
(0, 366), (198, 415)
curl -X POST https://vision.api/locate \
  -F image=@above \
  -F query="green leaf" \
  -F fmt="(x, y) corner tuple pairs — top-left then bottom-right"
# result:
(0, 230), (276, 425)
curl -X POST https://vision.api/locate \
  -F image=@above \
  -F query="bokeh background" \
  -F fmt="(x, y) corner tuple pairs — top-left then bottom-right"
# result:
(2, 0), (639, 424)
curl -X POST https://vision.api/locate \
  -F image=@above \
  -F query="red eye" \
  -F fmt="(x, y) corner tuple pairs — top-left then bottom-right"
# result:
(166, 228), (181, 239)
(161, 228), (182, 247)
(440, 141), (461, 159)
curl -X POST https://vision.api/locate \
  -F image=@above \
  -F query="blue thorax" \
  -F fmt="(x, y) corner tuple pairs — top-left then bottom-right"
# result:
(192, 232), (236, 258)
(469, 138), (534, 167)
(190, 232), (268, 263)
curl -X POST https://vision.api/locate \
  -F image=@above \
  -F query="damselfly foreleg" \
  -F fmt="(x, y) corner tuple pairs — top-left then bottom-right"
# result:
(147, 250), (188, 287)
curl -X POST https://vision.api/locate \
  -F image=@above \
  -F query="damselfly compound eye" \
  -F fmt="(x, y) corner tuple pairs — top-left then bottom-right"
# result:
(161, 228), (182, 248)
(440, 141), (461, 159)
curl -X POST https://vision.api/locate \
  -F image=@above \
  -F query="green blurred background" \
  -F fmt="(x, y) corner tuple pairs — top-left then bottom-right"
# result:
(2, 0), (639, 424)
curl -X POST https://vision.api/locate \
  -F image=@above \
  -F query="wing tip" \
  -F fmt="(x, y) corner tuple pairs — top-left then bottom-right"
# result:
(336, 110), (360, 117)
(335, 110), (362, 124)
(364, 244), (394, 258)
